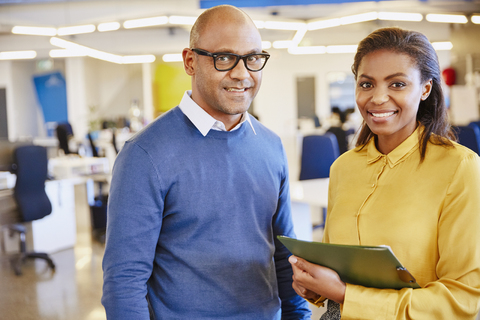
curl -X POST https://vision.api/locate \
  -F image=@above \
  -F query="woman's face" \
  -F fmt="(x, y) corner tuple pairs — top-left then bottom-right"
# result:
(355, 49), (432, 153)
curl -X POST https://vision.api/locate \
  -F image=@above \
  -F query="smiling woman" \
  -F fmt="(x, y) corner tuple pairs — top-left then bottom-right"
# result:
(354, 49), (432, 154)
(288, 27), (480, 320)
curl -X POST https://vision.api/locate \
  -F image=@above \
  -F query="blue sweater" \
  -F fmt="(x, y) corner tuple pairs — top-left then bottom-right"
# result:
(102, 107), (311, 319)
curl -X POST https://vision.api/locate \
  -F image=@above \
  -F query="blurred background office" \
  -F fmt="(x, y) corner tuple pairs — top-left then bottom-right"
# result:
(0, 0), (479, 319)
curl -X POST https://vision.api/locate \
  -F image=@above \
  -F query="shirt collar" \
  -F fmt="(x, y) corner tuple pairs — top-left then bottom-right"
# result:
(367, 126), (421, 167)
(179, 90), (256, 137)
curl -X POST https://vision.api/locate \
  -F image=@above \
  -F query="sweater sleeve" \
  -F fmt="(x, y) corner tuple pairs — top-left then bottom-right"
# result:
(273, 148), (312, 320)
(101, 141), (164, 319)
(341, 154), (480, 320)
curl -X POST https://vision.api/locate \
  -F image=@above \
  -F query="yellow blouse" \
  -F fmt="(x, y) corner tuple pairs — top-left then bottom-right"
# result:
(324, 127), (480, 319)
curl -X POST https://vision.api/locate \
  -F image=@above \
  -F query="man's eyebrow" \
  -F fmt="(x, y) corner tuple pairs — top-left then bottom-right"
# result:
(214, 48), (262, 54)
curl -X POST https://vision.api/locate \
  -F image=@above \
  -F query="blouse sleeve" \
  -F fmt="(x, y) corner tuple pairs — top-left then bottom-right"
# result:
(341, 154), (480, 320)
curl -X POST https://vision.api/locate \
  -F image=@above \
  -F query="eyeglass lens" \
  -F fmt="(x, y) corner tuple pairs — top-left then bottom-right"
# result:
(214, 54), (267, 71)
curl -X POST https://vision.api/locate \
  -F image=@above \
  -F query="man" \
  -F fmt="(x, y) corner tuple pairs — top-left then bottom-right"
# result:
(102, 5), (311, 319)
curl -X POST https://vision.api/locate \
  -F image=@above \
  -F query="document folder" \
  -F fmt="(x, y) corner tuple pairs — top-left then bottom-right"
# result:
(278, 236), (420, 289)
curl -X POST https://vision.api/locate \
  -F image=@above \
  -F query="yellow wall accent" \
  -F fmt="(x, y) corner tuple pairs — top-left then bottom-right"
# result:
(153, 61), (191, 117)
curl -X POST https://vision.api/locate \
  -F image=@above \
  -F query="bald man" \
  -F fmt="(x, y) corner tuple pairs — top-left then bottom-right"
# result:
(102, 5), (311, 319)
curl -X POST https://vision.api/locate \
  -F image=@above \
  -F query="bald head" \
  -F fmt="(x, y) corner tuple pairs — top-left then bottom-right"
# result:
(190, 5), (259, 48)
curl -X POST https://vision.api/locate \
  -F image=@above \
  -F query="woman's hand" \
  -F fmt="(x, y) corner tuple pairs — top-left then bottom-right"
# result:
(289, 255), (346, 304)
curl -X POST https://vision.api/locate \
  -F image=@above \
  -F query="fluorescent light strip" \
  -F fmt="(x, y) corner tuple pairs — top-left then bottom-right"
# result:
(378, 12), (422, 21)
(288, 46), (326, 55)
(12, 26), (56, 36)
(162, 53), (183, 62)
(308, 18), (341, 30)
(426, 14), (467, 23)
(123, 16), (168, 29)
(49, 49), (87, 57)
(50, 37), (155, 63)
(292, 26), (308, 45)
(122, 55), (156, 64)
(254, 20), (265, 29)
(98, 22), (121, 32)
(431, 41), (453, 50)
(340, 12), (378, 25)
(0, 50), (37, 60)
(57, 24), (96, 36)
(262, 41), (272, 50)
(265, 21), (306, 31)
(472, 15), (480, 24)
(168, 16), (197, 25)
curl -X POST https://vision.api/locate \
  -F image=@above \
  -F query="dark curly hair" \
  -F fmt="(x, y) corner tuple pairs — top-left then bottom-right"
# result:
(352, 27), (455, 160)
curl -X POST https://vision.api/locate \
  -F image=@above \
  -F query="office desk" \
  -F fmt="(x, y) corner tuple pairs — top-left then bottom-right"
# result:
(1, 180), (77, 254)
(1, 157), (111, 254)
(290, 178), (329, 241)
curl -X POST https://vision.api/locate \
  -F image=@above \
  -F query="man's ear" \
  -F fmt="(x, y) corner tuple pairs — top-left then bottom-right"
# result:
(183, 48), (195, 76)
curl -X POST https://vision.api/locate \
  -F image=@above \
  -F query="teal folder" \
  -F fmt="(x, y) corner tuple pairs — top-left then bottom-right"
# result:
(278, 236), (420, 289)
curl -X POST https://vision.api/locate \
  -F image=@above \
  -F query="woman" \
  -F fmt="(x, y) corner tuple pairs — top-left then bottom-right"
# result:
(289, 27), (480, 319)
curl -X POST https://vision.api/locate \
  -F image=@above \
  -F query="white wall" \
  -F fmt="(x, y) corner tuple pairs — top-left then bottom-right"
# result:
(0, 60), (46, 141)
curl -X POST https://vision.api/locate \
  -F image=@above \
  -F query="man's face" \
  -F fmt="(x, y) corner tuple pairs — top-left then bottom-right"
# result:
(186, 20), (263, 121)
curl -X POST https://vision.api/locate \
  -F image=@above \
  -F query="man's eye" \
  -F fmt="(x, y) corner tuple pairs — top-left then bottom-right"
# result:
(246, 55), (259, 62)
(216, 55), (234, 63)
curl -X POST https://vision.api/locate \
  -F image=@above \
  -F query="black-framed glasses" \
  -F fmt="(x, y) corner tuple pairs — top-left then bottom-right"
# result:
(191, 48), (270, 72)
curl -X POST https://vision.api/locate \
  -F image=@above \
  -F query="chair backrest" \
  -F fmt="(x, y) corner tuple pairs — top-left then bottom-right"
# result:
(87, 132), (99, 157)
(455, 125), (480, 155)
(56, 123), (73, 155)
(326, 126), (349, 155)
(299, 133), (340, 180)
(13, 145), (52, 222)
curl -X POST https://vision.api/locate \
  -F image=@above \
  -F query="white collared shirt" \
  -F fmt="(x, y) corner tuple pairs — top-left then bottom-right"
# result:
(178, 90), (256, 137)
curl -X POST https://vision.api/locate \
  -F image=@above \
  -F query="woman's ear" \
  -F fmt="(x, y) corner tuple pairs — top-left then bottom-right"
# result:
(421, 79), (433, 101)
(183, 48), (195, 76)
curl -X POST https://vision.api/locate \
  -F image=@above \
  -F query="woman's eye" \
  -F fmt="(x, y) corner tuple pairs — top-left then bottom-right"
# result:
(391, 82), (406, 88)
(359, 82), (372, 89)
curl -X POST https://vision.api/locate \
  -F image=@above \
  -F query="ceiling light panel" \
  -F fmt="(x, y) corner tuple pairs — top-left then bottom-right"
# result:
(431, 41), (453, 50)
(378, 12), (423, 22)
(168, 16), (197, 25)
(340, 12), (378, 25)
(98, 22), (121, 32)
(123, 16), (168, 29)
(265, 21), (306, 31)
(0, 50), (37, 60)
(12, 26), (57, 36)
(426, 14), (467, 23)
(57, 24), (96, 36)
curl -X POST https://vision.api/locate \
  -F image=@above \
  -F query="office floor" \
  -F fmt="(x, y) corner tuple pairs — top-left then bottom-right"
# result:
(0, 185), (326, 320)
(0, 185), (106, 320)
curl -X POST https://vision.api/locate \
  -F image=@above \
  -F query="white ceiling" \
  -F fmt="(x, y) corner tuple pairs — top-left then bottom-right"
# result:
(0, 0), (479, 59)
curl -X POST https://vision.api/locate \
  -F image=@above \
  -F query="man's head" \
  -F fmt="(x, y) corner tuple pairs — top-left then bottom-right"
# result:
(183, 5), (265, 129)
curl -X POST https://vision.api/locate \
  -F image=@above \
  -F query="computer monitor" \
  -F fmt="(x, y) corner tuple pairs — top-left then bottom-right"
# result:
(0, 139), (33, 172)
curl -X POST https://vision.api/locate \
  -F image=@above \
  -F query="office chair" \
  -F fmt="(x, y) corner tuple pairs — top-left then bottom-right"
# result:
(299, 133), (340, 180)
(299, 133), (340, 229)
(87, 132), (99, 157)
(454, 125), (480, 156)
(111, 129), (119, 155)
(7, 145), (55, 276)
(327, 126), (349, 155)
(56, 122), (74, 155)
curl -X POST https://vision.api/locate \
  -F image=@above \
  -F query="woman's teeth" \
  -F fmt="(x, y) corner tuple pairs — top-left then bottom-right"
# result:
(227, 88), (246, 92)
(371, 111), (395, 118)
